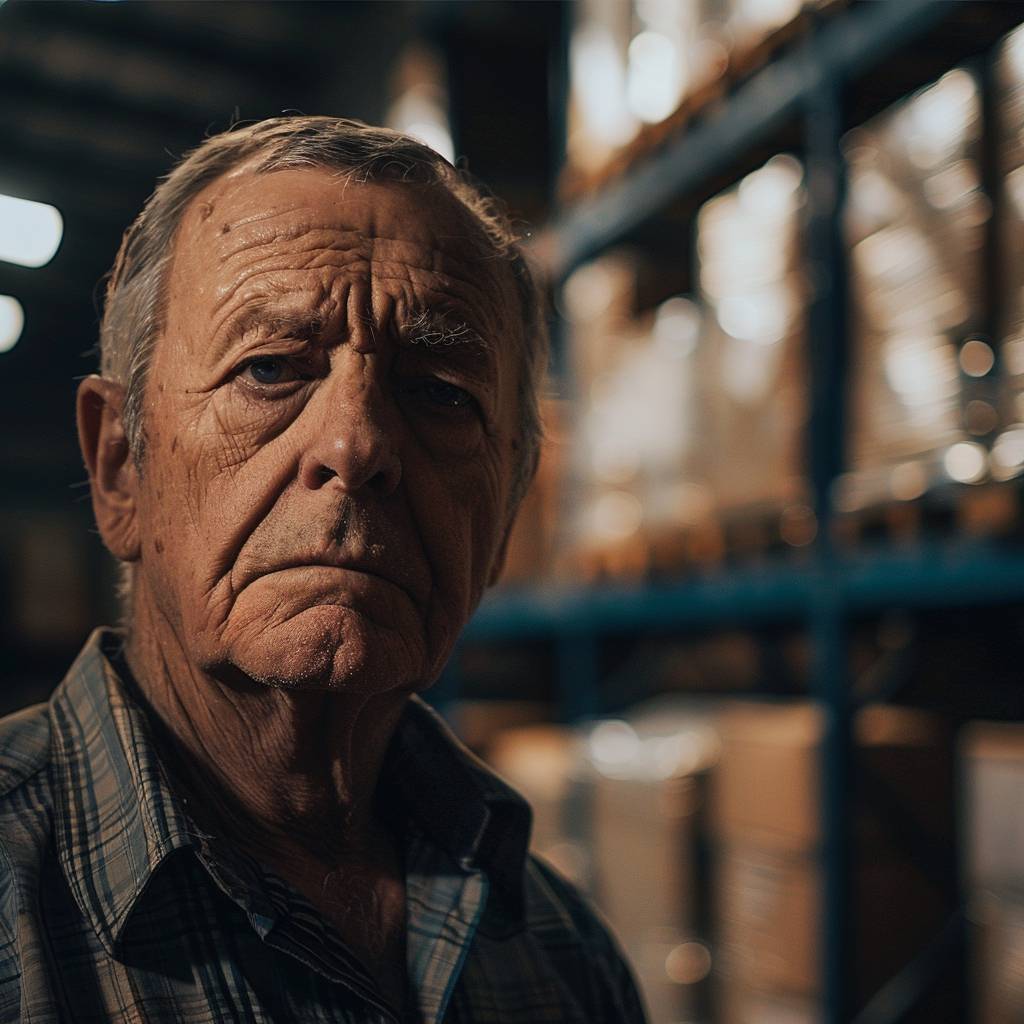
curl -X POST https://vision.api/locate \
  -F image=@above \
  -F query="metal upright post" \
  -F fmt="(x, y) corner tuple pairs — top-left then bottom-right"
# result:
(803, 29), (852, 1024)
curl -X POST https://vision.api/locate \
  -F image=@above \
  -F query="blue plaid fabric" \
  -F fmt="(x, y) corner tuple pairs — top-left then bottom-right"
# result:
(0, 630), (646, 1023)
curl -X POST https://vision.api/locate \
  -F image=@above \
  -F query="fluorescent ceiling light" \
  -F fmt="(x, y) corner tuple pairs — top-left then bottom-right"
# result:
(0, 296), (24, 353)
(0, 193), (63, 268)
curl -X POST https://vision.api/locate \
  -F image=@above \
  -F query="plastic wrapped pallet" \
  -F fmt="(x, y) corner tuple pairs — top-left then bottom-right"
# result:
(842, 68), (986, 510)
(695, 154), (811, 530)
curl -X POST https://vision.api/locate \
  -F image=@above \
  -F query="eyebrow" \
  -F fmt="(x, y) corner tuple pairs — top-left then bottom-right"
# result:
(212, 299), (495, 377)
(397, 308), (495, 376)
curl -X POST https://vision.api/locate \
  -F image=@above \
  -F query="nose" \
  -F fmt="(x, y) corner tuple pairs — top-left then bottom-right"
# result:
(298, 387), (402, 497)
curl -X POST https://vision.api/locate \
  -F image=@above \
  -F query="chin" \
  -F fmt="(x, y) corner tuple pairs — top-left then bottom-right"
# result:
(222, 603), (426, 695)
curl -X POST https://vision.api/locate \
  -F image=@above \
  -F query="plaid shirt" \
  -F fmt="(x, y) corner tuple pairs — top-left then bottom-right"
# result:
(0, 630), (646, 1023)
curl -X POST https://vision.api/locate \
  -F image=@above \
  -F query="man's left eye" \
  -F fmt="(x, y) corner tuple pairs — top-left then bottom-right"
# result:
(417, 379), (476, 409)
(242, 357), (297, 386)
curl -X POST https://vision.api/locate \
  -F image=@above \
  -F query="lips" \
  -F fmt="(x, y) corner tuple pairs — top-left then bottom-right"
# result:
(233, 544), (428, 611)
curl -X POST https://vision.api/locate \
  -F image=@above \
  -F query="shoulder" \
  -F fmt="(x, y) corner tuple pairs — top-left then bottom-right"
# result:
(0, 704), (54, 1010)
(0, 703), (51, 800)
(0, 701), (55, 878)
(522, 855), (648, 1023)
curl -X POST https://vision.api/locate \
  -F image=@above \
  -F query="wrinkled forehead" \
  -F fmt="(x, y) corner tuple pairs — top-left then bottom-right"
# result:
(170, 167), (521, 338)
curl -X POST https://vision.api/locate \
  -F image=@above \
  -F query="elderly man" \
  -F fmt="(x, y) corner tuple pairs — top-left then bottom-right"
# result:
(0, 118), (645, 1023)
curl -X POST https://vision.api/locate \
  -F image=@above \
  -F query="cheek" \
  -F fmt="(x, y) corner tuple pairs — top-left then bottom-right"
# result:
(410, 443), (510, 593)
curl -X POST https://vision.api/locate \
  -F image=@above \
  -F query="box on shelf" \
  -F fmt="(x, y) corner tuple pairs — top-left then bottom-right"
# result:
(562, 154), (812, 581)
(562, 251), (715, 581)
(969, 890), (1024, 1024)
(695, 154), (810, 525)
(961, 721), (1024, 893)
(711, 702), (954, 1013)
(717, 987), (820, 1024)
(496, 397), (568, 587)
(841, 67), (986, 514)
(993, 24), (1024, 488)
(486, 699), (721, 1024)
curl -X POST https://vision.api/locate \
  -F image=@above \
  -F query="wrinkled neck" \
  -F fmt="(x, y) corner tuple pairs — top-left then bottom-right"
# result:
(122, 588), (410, 867)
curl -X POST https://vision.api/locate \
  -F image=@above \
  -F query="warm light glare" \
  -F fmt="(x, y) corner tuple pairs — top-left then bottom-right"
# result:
(944, 442), (987, 483)
(627, 31), (683, 123)
(0, 296), (24, 353)
(959, 338), (996, 377)
(571, 23), (636, 147)
(0, 194), (63, 268)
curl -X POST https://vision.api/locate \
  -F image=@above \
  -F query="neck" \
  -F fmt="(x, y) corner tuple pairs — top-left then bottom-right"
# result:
(122, 596), (411, 868)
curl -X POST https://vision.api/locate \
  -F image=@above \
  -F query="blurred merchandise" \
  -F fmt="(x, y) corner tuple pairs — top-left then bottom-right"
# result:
(587, 703), (720, 1024)
(969, 892), (1024, 1024)
(994, 25), (1024, 486)
(565, 0), (814, 191)
(496, 398), (568, 586)
(711, 702), (954, 1015)
(487, 723), (591, 889)
(563, 252), (713, 580)
(486, 699), (721, 1024)
(962, 722), (1024, 1024)
(717, 988), (818, 1024)
(841, 68), (988, 514)
(696, 154), (809, 526)
(446, 700), (554, 759)
(562, 155), (809, 581)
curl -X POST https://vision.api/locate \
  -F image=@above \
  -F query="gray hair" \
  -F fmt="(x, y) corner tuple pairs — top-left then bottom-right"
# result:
(99, 116), (548, 512)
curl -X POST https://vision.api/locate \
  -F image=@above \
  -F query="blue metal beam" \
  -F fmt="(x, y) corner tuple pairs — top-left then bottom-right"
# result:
(466, 543), (1024, 641)
(539, 0), (960, 280)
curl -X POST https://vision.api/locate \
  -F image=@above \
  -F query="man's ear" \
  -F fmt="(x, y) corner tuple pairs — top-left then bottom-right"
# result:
(77, 375), (141, 562)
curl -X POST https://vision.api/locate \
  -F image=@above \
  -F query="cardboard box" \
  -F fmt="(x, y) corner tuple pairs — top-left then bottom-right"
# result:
(717, 988), (820, 1024)
(970, 890), (1024, 1024)
(711, 702), (954, 1009)
(962, 722), (1024, 891)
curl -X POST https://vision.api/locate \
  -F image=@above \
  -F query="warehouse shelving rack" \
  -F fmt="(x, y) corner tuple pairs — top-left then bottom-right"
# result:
(447, 2), (1024, 1022)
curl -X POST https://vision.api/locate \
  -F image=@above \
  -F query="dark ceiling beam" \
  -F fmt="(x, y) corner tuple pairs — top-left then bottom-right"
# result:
(2, 0), (319, 87)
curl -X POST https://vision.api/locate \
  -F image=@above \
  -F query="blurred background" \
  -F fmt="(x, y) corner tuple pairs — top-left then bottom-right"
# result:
(4, 0), (1024, 1021)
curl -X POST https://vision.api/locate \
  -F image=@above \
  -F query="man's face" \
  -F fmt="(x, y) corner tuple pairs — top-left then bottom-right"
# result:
(132, 168), (523, 694)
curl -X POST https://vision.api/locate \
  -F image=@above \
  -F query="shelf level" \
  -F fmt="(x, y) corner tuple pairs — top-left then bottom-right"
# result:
(465, 542), (1024, 640)
(537, 0), (958, 280)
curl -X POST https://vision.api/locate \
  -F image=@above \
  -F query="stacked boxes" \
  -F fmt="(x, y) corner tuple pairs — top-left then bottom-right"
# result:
(695, 154), (809, 528)
(563, 254), (712, 579)
(993, 26), (1024, 484)
(842, 69), (986, 509)
(710, 703), (954, 1021)
(486, 702), (720, 1024)
(562, 155), (810, 578)
(962, 723), (1024, 1023)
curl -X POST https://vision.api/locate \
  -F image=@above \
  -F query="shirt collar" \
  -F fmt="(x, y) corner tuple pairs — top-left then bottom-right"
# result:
(381, 696), (532, 917)
(49, 629), (533, 954)
(48, 628), (199, 956)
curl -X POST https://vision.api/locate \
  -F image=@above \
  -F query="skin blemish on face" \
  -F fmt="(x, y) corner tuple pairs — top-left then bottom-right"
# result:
(154, 537), (164, 555)
(171, 436), (179, 453)
(197, 201), (215, 221)
(220, 223), (232, 235)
